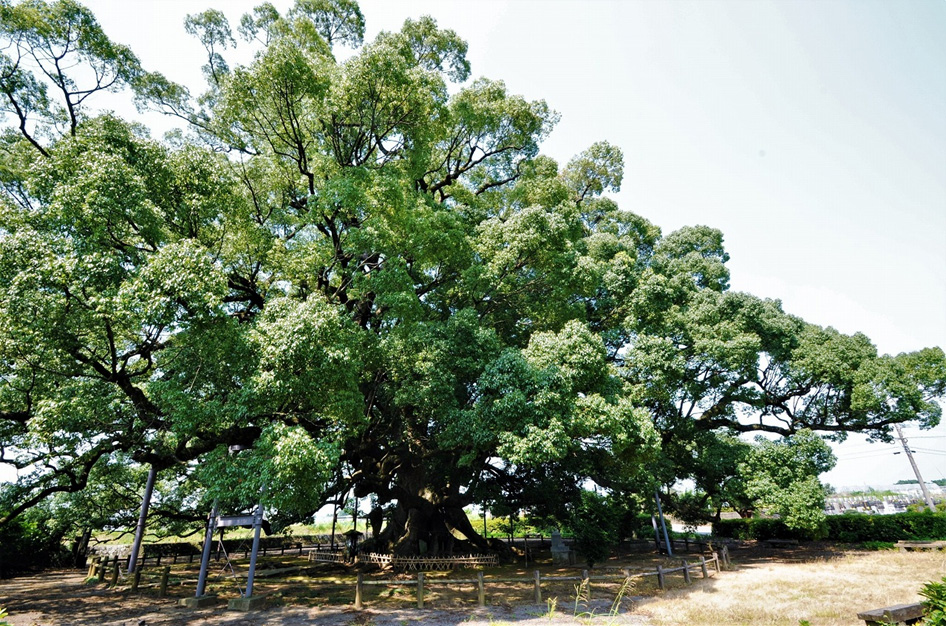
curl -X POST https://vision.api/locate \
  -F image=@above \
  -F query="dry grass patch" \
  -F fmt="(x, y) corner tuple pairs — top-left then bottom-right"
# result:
(637, 549), (946, 625)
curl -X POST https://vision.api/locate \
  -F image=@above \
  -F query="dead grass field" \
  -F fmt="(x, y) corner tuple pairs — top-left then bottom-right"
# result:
(636, 547), (946, 625)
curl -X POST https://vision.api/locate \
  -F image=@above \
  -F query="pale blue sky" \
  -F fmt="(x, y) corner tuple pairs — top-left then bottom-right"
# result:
(74, 0), (946, 488)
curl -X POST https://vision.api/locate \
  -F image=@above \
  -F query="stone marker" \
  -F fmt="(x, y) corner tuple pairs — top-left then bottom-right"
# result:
(550, 529), (576, 565)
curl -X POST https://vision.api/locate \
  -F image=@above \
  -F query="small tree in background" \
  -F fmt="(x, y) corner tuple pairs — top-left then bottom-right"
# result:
(739, 430), (836, 536)
(566, 490), (620, 567)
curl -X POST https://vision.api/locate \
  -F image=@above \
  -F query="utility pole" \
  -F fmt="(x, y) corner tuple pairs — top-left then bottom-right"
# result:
(894, 423), (937, 513)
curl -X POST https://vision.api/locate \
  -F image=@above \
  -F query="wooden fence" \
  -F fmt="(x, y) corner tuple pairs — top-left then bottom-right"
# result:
(87, 543), (731, 611)
(129, 542), (310, 567)
(362, 553), (499, 570)
(308, 550), (347, 564)
(654, 536), (726, 554)
(86, 556), (174, 597)
(353, 548), (729, 610)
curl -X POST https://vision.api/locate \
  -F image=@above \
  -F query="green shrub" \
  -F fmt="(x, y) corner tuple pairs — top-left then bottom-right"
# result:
(826, 512), (946, 542)
(565, 491), (620, 567)
(713, 512), (946, 542)
(713, 517), (816, 540)
(920, 576), (946, 626)
(618, 514), (655, 541)
(0, 514), (71, 577)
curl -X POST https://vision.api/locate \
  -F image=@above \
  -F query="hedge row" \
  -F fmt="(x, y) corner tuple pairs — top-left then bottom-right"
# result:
(713, 512), (946, 542)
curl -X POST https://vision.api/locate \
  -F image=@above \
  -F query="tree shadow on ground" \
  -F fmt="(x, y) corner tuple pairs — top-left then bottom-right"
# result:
(0, 543), (853, 625)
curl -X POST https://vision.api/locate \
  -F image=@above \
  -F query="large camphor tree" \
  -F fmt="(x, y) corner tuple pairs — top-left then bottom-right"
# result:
(0, 0), (943, 557)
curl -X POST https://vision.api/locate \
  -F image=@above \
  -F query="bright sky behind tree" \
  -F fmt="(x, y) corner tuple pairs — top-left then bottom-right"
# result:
(73, 0), (946, 490)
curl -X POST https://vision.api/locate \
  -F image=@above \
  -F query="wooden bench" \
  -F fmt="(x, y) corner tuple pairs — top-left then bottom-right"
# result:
(856, 602), (925, 625)
(896, 540), (946, 551)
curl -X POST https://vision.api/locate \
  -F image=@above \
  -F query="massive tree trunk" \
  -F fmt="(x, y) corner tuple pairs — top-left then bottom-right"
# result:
(355, 462), (511, 558)
(366, 498), (511, 558)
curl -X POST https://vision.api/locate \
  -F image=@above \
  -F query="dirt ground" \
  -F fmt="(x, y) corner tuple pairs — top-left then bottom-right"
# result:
(0, 543), (940, 626)
(0, 567), (650, 626)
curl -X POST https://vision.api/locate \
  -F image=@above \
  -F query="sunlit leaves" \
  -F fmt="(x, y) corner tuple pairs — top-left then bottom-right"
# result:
(250, 295), (364, 425)
(184, 9), (235, 86)
(0, 0), (142, 135)
(0, 0), (941, 553)
(198, 424), (342, 519)
(564, 141), (624, 204)
(740, 430), (836, 532)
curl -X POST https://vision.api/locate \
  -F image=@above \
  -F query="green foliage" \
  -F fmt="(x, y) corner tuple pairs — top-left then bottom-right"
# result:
(712, 517), (814, 541)
(828, 512), (946, 542)
(714, 511), (946, 542)
(0, 505), (71, 577)
(0, 0), (943, 559)
(0, 0), (142, 139)
(617, 514), (655, 542)
(564, 490), (620, 567)
(908, 501), (946, 514)
(669, 491), (715, 529)
(738, 430), (835, 535)
(920, 576), (946, 626)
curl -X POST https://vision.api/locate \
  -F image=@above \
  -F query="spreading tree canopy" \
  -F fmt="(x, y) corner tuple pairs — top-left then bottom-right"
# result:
(0, 0), (943, 556)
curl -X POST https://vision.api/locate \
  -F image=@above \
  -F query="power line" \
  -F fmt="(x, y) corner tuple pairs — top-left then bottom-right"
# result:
(910, 447), (946, 456)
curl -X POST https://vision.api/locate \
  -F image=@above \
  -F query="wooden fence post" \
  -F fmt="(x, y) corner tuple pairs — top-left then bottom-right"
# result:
(533, 570), (542, 604)
(712, 552), (721, 573)
(158, 566), (170, 597)
(699, 556), (708, 579)
(681, 559), (691, 584)
(656, 565), (665, 590)
(110, 558), (120, 586)
(417, 571), (425, 609)
(477, 571), (485, 607)
(131, 566), (142, 592)
(355, 573), (363, 610)
(98, 556), (109, 583)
